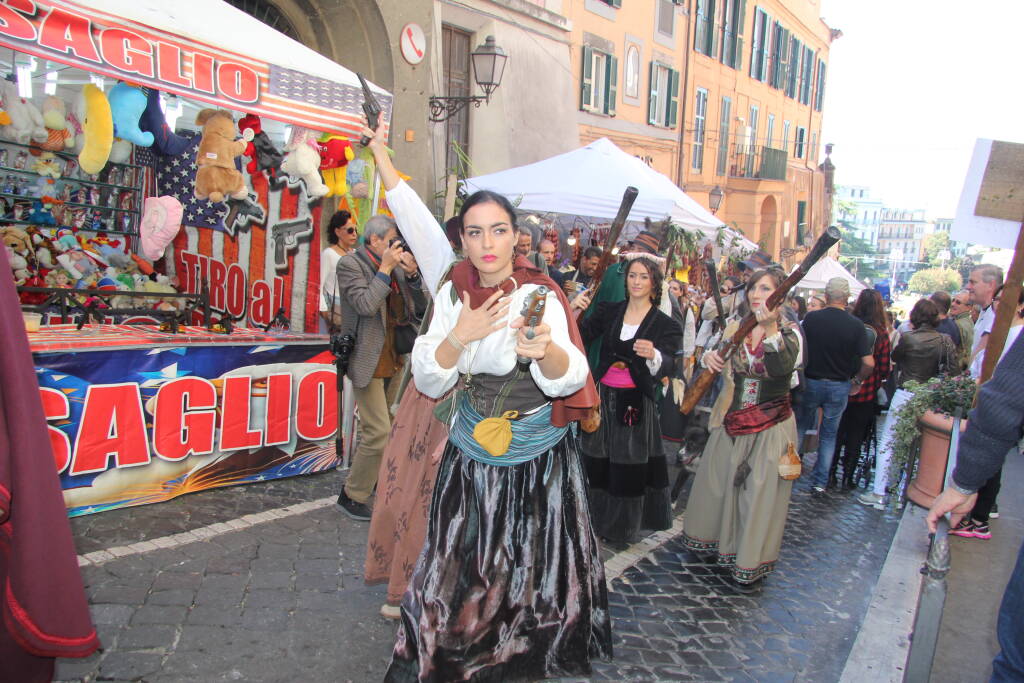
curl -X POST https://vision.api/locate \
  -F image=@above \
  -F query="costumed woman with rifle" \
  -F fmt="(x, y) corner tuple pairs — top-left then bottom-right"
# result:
(572, 225), (682, 545)
(680, 266), (803, 592)
(363, 123), (612, 680)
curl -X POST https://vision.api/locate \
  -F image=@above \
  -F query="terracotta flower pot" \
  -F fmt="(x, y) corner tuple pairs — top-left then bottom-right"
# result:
(907, 410), (967, 508)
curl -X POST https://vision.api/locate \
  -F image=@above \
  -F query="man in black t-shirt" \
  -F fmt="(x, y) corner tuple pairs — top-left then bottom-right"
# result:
(796, 278), (875, 493)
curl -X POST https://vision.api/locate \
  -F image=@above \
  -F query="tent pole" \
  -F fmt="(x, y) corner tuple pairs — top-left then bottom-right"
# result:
(978, 217), (1024, 385)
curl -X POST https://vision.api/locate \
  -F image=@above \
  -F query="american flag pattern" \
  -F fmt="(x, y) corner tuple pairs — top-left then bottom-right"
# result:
(150, 130), (232, 234)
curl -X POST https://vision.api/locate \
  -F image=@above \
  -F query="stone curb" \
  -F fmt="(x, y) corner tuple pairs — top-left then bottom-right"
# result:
(76, 497), (337, 567)
(839, 503), (931, 682)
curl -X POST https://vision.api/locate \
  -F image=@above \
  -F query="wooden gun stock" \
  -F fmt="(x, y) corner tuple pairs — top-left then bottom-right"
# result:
(680, 225), (842, 414)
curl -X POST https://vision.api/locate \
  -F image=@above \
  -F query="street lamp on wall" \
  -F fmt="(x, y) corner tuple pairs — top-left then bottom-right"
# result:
(429, 36), (508, 123)
(708, 185), (725, 215)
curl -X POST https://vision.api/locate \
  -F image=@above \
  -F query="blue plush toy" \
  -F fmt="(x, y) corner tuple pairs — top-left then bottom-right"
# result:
(138, 88), (190, 156)
(107, 83), (155, 147)
(29, 199), (56, 225)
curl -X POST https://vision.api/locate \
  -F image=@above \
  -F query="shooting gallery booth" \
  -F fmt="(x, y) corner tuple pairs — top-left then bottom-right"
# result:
(0, 0), (394, 515)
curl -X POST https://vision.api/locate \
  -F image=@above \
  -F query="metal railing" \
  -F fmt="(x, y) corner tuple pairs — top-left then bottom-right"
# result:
(728, 144), (787, 181)
(17, 285), (213, 331)
(904, 410), (961, 682)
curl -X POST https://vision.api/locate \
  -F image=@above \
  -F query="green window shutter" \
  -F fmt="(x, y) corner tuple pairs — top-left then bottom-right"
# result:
(760, 12), (771, 81)
(666, 68), (680, 128)
(648, 62), (658, 125)
(606, 55), (618, 116)
(733, 0), (747, 69)
(580, 46), (593, 111)
(611, 0), (622, 7)
(710, 0), (719, 60)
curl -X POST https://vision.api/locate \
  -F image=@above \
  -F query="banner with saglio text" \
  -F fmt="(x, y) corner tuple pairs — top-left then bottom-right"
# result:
(36, 340), (339, 516)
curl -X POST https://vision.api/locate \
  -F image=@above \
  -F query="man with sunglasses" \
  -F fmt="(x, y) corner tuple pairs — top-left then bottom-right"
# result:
(950, 289), (975, 369)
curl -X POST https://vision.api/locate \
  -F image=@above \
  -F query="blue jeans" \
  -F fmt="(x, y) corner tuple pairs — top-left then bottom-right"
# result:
(992, 538), (1024, 681)
(795, 378), (851, 488)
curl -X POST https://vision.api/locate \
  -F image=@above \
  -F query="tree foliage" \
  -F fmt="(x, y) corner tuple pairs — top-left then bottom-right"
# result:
(908, 267), (962, 294)
(837, 225), (883, 282)
(922, 231), (951, 266)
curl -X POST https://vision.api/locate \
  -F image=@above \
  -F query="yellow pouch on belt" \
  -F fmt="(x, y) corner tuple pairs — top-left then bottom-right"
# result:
(473, 410), (519, 457)
(779, 441), (802, 481)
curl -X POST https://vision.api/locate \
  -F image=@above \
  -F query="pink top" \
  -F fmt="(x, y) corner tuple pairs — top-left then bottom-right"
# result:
(600, 365), (636, 389)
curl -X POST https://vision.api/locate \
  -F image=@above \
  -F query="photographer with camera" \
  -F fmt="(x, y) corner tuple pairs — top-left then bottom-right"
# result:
(334, 214), (427, 520)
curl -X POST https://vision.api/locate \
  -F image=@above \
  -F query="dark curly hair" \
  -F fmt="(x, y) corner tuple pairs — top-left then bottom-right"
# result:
(909, 298), (939, 329)
(624, 257), (663, 306)
(325, 210), (352, 245)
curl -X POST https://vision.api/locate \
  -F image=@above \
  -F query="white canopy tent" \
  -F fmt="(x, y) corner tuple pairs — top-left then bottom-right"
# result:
(796, 257), (867, 295)
(463, 138), (755, 250)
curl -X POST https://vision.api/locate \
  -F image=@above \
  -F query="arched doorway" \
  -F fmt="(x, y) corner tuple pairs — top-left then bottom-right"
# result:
(759, 195), (778, 257)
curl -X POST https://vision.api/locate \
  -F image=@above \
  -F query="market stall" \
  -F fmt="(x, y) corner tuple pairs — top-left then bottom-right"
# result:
(0, 0), (393, 514)
(795, 256), (867, 295)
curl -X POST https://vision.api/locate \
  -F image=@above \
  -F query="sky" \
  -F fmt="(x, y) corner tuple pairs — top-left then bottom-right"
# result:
(818, 0), (1024, 219)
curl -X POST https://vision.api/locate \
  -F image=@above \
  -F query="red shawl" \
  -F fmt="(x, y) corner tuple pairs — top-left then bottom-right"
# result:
(449, 256), (599, 427)
(0, 247), (100, 682)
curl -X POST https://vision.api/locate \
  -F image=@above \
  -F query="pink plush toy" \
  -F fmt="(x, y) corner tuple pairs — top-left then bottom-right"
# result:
(140, 196), (184, 260)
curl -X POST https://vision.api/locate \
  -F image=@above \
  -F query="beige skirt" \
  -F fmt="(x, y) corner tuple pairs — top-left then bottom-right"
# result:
(681, 415), (797, 584)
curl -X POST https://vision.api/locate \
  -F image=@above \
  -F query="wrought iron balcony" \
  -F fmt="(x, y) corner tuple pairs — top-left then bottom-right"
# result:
(729, 145), (787, 181)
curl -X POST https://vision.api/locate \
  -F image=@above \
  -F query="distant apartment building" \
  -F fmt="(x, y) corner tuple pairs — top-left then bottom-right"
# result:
(835, 185), (884, 245)
(878, 208), (928, 283)
(427, 0), (838, 265)
(932, 218), (968, 259)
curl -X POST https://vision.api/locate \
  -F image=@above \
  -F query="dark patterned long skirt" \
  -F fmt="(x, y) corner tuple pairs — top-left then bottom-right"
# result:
(583, 384), (673, 544)
(385, 430), (612, 682)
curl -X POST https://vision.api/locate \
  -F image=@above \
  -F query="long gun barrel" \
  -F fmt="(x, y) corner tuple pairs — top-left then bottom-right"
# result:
(680, 226), (842, 414)
(706, 260), (727, 331)
(358, 74), (383, 147)
(578, 186), (639, 316)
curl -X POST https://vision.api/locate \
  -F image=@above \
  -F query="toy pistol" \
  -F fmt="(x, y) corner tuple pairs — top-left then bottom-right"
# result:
(517, 286), (549, 367)
(357, 73), (382, 147)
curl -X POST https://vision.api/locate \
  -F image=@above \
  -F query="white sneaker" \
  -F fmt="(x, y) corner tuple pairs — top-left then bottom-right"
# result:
(380, 603), (401, 619)
(858, 492), (884, 509)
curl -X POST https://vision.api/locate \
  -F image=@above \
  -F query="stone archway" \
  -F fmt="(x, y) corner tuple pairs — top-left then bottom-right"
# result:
(759, 195), (778, 256)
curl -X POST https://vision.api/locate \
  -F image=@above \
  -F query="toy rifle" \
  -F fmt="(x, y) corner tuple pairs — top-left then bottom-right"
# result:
(358, 74), (382, 147)
(706, 260), (727, 331)
(576, 186), (639, 317)
(680, 225), (842, 414)
(517, 285), (549, 368)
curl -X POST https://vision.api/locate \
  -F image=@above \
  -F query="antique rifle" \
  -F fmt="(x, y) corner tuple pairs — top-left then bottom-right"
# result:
(357, 74), (383, 147)
(577, 186), (639, 316)
(705, 259), (727, 331)
(680, 226), (842, 414)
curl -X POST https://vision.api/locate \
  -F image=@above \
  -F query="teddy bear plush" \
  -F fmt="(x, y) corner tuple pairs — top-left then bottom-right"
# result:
(0, 79), (47, 144)
(281, 127), (328, 199)
(238, 113), (283, 180)
(318, 134), (355, 197)
(2, 226), (34, 282)
(78, 84), (114, 174)
(29, 96), (74, 153)
(107, 82), (154, 147)
(194, 109), (252, 203)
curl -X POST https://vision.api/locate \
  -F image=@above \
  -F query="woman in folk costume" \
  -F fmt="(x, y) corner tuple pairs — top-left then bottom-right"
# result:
(361, 124), (610, 682)
(680, 267), (803, 592)
(571, 224), (682, 544)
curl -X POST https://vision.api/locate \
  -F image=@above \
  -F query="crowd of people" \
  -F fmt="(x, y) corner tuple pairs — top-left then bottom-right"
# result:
(313, 121), (1020, 682)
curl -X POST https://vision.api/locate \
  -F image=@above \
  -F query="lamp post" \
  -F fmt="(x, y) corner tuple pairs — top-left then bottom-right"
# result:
(891, 248), (903, 290)
(429, 36), (508, 122)
(937, 249), (951, 271)
(709, 185), (724, 215)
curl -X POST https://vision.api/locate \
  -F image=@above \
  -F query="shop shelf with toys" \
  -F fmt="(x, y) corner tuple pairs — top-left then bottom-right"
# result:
(0, 0), (395, 517)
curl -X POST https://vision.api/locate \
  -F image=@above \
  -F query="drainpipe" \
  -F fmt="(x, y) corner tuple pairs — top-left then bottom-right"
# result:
(675, 0), (694, 187)
(807, 48), (820, 238)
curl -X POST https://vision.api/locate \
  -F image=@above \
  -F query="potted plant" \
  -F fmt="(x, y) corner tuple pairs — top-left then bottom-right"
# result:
(885, 374), (976, 507)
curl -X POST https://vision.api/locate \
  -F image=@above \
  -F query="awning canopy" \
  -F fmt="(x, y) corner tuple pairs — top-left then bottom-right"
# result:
(0, 0), (392, 138)
(463, 138), (756, 249)
(796, 257), (867, 295)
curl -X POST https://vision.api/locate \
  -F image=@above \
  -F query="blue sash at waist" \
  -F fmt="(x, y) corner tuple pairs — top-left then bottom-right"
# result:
(449, 396), (567, 466)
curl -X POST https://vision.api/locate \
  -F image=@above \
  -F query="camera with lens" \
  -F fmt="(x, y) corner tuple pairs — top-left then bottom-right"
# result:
(388, 236), (410, 252)
(331, 333), (356, 375)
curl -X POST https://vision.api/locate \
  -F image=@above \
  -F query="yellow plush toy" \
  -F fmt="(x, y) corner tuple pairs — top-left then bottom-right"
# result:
(78, 84), (113, 174)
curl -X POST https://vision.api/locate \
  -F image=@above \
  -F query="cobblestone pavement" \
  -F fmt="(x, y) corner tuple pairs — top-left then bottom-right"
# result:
(57, 469), (899, 682)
